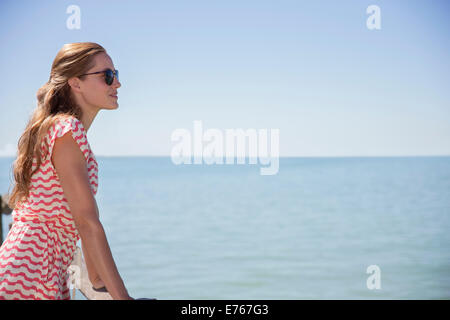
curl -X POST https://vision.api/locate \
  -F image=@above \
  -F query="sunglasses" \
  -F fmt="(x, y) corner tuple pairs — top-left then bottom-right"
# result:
(80, 68), (119, 85)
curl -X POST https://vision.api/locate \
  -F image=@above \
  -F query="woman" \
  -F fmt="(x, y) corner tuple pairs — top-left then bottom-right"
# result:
(0, 42), (132, 300)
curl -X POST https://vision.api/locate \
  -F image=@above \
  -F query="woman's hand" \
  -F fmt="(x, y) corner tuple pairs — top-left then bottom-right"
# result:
(91, 276), (105, 290)
(91, 276), (134, 299)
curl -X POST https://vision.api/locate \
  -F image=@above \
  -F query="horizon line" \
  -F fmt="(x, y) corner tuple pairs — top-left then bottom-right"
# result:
(1, 154), (450, 159)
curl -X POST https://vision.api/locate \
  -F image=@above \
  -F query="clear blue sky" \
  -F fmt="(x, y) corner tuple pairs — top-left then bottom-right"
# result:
(0, 0), (449, 157)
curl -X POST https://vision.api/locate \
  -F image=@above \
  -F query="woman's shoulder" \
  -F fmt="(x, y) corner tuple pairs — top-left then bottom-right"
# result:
(53, 113), (79, 126)
(51, 114), (85, 136)
(45, 114), (89, 159)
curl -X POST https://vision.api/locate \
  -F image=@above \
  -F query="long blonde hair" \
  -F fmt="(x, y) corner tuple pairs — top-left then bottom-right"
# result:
(8, 42), (106, 210)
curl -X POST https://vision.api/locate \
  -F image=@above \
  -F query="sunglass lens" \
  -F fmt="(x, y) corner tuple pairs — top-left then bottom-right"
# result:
(105, 69), (114, 85)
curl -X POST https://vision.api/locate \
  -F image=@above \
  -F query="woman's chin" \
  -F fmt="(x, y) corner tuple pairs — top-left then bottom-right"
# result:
(102, 103), (119, 110)
(108, 96), (119, 109)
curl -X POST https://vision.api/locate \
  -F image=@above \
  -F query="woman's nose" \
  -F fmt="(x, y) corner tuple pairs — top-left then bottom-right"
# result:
(113, 77), (121, 88)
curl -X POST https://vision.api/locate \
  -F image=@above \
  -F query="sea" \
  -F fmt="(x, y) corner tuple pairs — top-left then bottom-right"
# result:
(1, 156), (449, 299)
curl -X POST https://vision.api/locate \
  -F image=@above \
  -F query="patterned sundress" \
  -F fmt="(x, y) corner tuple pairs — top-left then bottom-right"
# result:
(0, 115), (98, 299)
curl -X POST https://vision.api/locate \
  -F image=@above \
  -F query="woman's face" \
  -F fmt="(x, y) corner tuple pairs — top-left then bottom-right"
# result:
(72, 52), (121, 112)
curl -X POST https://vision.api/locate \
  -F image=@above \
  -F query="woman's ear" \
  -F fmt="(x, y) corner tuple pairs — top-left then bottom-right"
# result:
(68, 77), (82, 93)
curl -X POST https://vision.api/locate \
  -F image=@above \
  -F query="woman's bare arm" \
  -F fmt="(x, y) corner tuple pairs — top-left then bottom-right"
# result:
(52, 131), (131, 300)
(82, 237), (103, 288)
(81, 200), (104, 287)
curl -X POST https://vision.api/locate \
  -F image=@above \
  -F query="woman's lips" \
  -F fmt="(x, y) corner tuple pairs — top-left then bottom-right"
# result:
(110, 94), (118, 99)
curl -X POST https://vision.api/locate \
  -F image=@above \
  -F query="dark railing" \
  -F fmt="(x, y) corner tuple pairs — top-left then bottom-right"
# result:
(0, 194), (13, 245)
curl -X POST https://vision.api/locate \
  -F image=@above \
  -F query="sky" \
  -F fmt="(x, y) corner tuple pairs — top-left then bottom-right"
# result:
(0, 0), (449, 157)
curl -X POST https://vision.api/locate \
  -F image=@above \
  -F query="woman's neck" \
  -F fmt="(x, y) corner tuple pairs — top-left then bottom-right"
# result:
(80, 108), (99, 133)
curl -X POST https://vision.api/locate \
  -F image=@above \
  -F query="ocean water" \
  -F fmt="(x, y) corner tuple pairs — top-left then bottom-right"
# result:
(1, 156), (449, 299)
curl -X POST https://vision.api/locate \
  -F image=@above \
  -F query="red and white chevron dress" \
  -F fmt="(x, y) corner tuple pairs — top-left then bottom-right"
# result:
(0, 115), (98, 299)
